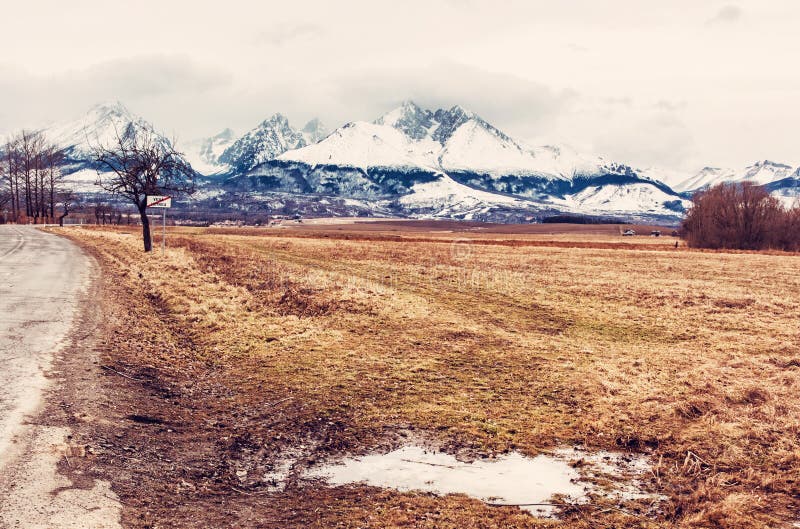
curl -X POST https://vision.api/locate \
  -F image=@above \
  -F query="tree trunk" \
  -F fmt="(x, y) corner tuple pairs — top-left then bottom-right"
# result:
(49, 177), (55, 221)
(139, 206), (152, 252)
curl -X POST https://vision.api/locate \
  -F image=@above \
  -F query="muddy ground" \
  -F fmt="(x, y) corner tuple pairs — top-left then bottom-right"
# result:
(44, 225), (800, 528)
(49, 240), (569, 529)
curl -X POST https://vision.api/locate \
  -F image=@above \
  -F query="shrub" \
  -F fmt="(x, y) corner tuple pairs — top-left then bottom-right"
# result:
(682, 181), (800, 250)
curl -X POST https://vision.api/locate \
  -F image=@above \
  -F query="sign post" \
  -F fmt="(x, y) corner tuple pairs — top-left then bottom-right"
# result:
(146, 195), (172, 255)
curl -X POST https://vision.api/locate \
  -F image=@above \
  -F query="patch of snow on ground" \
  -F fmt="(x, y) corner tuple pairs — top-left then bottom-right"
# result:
(305, 445), (663, 518)
(305, 446), (582, 516)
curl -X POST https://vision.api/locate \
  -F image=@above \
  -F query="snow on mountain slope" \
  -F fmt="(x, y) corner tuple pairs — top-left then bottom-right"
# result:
(399, 174), (522, 208)
(439, 119), (536, 175)
(439, 120), (569, 178)
(61, 168), (101, 194)
(45, 101), (167, 161)
(772, 188), (800, 208)
(185, 128), (236, 175)
(527, 144), (609, 179)
(673, 167), (737, 192)
(739, 160), (794, 185)
(397, 174), (536, 220)
(552, 183), (689, 216)
(279, 121), (441, 170)
(635, 166), (693, 192)
(374, 102), (577, 178)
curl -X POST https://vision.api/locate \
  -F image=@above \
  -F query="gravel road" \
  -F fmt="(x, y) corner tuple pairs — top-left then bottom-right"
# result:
(0, 226), (121, 529)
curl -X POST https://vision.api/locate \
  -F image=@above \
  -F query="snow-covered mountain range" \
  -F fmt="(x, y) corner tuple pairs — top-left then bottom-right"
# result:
(36, 101), (800, 222)
(226, 101), (690, 220)
(669, 160), (796, 192)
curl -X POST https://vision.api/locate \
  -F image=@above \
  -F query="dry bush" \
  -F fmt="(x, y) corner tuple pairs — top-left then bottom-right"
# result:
(682, 181), (800, 250)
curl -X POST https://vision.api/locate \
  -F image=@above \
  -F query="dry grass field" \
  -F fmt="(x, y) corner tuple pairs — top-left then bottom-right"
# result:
(53, 222), (800, 528)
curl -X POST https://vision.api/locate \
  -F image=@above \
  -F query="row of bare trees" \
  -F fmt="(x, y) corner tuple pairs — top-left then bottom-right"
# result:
(682, 181), (800, 250)
(1, 131), (74, 225)
(92, 203), (135, 225)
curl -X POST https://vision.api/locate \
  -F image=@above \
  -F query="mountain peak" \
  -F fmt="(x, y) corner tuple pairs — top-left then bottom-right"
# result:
(445, 104), (474, 118)
(752, 159), (791, 169)
(431, 104), (490, 144)
(218, 113), (306, 173)
(375, 100), (426, 122)
(86, 100), (133, 121)
(395, 99), (421, 111)
(371, 100), (515, 146)
(375, 101), (434, 140)
(261, 113), (290, 127)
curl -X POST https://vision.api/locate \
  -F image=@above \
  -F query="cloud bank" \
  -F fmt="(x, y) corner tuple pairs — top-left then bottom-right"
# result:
(0, 0), (798, 172)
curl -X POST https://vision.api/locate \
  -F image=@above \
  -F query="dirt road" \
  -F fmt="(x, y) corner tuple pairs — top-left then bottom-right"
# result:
(0, 226), (120, 529)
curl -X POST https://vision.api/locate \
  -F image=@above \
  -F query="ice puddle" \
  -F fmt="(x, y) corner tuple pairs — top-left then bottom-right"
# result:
(304, 445), (659, 517)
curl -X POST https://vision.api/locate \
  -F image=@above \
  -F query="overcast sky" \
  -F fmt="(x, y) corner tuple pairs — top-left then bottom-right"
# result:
(1, 0), (798, 173)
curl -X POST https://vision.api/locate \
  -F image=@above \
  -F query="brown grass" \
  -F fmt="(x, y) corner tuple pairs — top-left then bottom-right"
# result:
(52, 224), (800, 528)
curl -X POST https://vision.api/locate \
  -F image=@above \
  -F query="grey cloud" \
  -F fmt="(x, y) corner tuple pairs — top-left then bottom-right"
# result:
(153, 62), (575, 151)
(592, 110), (696, 170)
(324, 63), (575, 139)
(654, 99), (688, 111)
(565, 43), (589, 53)
(256, 23), (324, 47)
(707, 5), (742, 25)
(75, 56), (231, 98)
(604, 96), (633, 107)
(0, 56), (231, 134)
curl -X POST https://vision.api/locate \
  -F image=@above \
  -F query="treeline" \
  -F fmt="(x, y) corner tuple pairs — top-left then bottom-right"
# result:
(0, 131), (73, 224)
(541, 214), (626, 224)
(682, 181), (800, 251)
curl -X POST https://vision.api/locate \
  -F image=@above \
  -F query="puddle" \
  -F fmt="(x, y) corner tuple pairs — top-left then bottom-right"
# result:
(304, 445), (661, 517)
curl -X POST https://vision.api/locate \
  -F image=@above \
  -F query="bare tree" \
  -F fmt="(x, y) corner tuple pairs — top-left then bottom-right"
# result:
(56, 190), (78, 227)
(0, 174), (9, 224)
(93, 203), (112, 225)
(91, 124), (195, 251)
